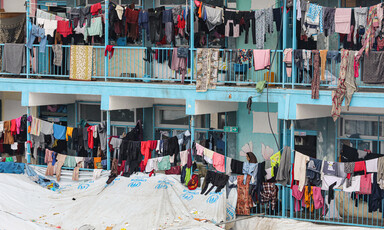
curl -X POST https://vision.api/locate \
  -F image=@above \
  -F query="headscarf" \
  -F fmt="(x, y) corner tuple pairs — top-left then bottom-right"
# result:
(246, 152), (257, 163)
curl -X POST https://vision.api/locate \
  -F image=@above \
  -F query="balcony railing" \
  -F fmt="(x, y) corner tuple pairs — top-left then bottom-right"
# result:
(2, 43), (384, 91)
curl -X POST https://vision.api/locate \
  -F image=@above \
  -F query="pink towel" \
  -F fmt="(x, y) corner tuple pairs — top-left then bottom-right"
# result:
(335, 8), (352, 34)
(253, 49), (271, 71)
(212, 152), (225, 172)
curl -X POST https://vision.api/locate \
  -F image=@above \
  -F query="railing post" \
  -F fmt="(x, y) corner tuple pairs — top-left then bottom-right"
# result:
(106, 110), (111, 170)
(290, 120), (295, 218)
(282, 119), (287, 217)
(190, 115), (195, 179)
(104, 0), (109, 81)
(282, 0), (288, 88)
(292, 0), (297, 89)
(26, 0), (30, 79)
(189, 0), (195, 84)
(27, 106), (31, 164)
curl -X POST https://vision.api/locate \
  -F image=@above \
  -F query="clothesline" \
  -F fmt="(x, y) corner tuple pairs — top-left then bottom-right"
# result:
(300, 0), (382, 10)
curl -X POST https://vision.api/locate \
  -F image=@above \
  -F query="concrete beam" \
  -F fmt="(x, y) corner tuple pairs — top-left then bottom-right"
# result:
(109, 96), (154, 110)
(27, 92), (77, 106)
(194, 100), (238, 115)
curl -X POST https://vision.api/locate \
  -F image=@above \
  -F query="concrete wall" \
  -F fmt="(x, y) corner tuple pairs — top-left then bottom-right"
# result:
(236, 102), (279, 162)
(0, 92), (26, 121)
(3, 0), (25, 12)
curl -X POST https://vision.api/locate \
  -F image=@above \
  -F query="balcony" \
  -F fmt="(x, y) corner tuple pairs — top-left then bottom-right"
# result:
(2, 44), (384, 93)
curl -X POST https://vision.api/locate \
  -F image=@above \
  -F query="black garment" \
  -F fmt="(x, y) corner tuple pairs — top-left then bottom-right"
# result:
(341, 144), (359, 162)
(369, 173), (384, 213)
(224, 10), (242, 37)
(306, 158), (322, 186)
(243, 11), (256, 44)
(123, 120), (143, 141)
(181, 165), (187, 184)
(230, 159), (244, 174)
(148, 7), (165, 43)
(52, 140), (67, 154)
(72, 128), (79, 151)
(255, 161), (266, 202)
(328, 182), (337, 204)
(273, 8), (282, 32)
(201, 170), (229, 195)
(121, 140), (141, 177)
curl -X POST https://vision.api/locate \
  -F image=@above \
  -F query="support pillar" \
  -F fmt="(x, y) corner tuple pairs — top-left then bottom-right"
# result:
(104, 0), (109, 81)
(27, 106), (31, 164)
(289, 120), (295, 218)
(106, 110), (111, 170)
(190, 115), (195, 165)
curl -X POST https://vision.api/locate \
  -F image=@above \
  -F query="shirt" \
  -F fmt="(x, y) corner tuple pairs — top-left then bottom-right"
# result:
(260, 182), (278, 210)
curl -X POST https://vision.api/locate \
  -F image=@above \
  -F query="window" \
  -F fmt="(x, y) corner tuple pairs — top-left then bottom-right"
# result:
(340, 115), (384, 153)
(79, 104), (101, 122)
(110, 109), (135, 122)
(160, 109), (189, 126)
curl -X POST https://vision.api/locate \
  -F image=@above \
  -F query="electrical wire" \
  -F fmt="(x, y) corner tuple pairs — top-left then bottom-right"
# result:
(264, 0), (285, 151)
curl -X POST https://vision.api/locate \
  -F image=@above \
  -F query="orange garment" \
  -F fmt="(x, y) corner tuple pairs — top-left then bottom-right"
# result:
(320, 50), (328, 80)
(303, 186), (314, 212)
(198, 3), (203, 18)
(94, 157), (102, 169)
(3, 121), (14, 145)
(141, 140), (157, 168)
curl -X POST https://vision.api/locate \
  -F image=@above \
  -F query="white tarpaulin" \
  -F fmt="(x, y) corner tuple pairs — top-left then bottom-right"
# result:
(0, 169), (229, 230)
(233, 216), (374, 230)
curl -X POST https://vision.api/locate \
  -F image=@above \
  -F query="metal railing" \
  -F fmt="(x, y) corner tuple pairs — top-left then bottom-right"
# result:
(3, 43), (384, 91)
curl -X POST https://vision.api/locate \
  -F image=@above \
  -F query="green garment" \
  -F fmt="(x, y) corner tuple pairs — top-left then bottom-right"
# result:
(270, 151), (281, 177)
(256, 80), (266, 93)
(64, 156), (77, 168)
(84, 17), (103, 41)
(158, 155), (171, 171)
(5, 157), (14, 162)
(184, 167), (191, 186)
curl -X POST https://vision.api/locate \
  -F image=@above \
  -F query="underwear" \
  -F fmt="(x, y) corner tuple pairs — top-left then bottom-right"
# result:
(57, 20), (73, 37)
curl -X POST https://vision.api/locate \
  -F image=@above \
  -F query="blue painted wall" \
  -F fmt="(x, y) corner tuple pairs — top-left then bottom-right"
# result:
(236, 102), (279, 162)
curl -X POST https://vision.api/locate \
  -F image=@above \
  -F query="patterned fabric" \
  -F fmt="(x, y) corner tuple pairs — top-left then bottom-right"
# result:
(344, 162), (355, 188)
(196, 48), (219, 92)
(265, 7), (274, 34)
(331, 49), (349, 121)
(306, 3), (323, 33)
(70, 45), (93, 81)
(358, 6), (377, 59)
(237, 49), (253, 67)
(311, 50), (320, 99)
(236, 175), (253, 215)
(344, 51), (358, 110)
(353, 7), (368, 45)
(52, 44), (62, 67)
(260, 182), (278, 210)
(255, 9), (265, 49)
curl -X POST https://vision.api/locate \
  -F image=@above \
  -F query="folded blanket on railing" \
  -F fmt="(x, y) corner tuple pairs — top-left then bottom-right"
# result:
(69, 45), (93, 81)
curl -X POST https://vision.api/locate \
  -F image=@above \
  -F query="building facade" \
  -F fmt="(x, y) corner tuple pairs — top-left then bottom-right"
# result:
(1, 0), (384, 228)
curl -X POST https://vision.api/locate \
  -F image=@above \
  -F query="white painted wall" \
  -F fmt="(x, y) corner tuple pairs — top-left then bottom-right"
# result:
(2, 100), (26, 120)
(3, 0), (25, 12)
